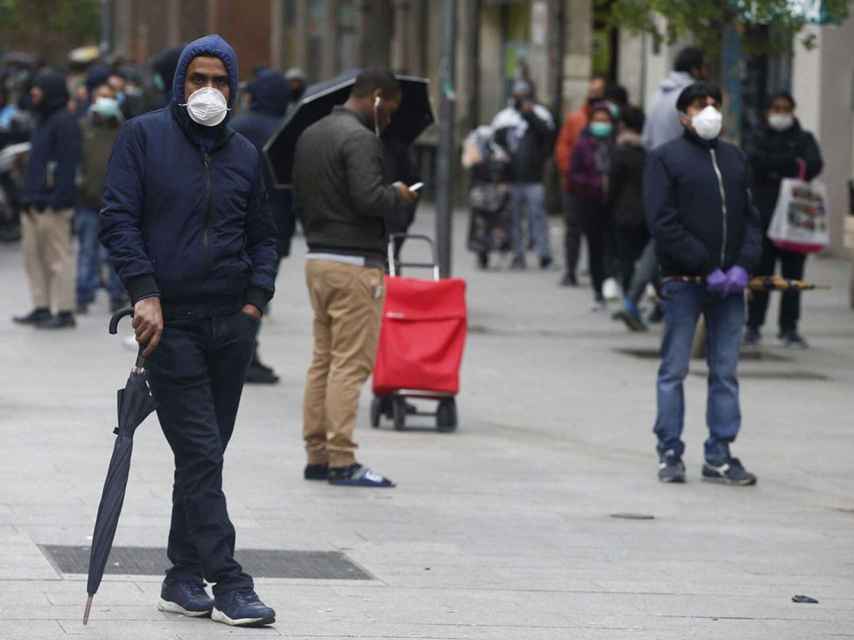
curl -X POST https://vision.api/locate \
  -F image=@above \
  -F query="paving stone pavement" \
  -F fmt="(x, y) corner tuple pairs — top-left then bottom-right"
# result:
(1, 208), (853, 639)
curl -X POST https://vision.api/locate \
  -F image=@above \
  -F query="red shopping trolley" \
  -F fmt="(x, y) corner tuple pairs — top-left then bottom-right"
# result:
(371, 235), (467, 432)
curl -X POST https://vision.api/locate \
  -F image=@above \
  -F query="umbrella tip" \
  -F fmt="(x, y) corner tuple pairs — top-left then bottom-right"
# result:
(83, 595), (93, 625)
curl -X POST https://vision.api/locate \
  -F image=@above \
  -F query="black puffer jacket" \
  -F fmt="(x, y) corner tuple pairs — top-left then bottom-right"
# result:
(608, 133), (646, 229)
(748, 119), (822, 228)
(293, 106), (401, 259)
(644, 129), (761, 277)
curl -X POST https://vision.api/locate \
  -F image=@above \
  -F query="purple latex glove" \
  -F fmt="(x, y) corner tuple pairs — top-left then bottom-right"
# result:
(724, 266), (749, 296)
(706, 269), (728, 296)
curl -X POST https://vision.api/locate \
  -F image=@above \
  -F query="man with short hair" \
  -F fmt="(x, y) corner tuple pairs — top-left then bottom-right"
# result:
(492, 80), (555, 270)
(645, 83), (761, 486)
(294, 69), (417, 488)
(13, 69), (81, 329)
(100, 34), (278, 626)
(555, 75), (606, 286)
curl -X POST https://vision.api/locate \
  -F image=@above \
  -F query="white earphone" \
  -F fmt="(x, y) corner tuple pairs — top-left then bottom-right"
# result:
(374, 96), (381, 108)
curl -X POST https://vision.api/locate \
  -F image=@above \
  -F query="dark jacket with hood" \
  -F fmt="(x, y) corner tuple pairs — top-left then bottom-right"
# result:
(293, 106), (402, 260)
(748, 118), (823, 228)
(230, 70), (295, 257)
(608, 130), (646, 229)
(22, 70), (82, 211)
(99, 34), (278, 314)
(644, 128), (761, 278)
(568, 128), (613, 203)
(491, 103), (555, 183)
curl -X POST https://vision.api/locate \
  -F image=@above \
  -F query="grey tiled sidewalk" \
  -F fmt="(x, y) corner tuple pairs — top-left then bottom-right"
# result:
(1, 208), (853, 639)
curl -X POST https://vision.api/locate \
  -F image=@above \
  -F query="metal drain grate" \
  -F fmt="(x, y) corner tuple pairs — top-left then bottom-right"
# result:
(616, 348), (790, 362)
(39, 545), (372, 580)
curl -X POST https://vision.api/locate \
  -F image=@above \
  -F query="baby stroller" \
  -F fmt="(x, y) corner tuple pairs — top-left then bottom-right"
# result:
(462, 126), (511, 269)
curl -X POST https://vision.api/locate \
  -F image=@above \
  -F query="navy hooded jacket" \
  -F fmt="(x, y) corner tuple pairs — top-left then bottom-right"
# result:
(230, 70), (295, 257)
(644, 129), (761, 278)
(23, 70), (82, 211)
(99, 34), (278, 313)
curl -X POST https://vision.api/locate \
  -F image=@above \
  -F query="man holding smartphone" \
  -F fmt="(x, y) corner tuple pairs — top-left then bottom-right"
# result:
(100, 35), (278, 626)
(293, 69), (417, 488)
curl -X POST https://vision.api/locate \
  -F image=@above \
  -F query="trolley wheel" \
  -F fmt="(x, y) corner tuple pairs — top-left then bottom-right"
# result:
(370, 396), (382, 428)
(392, 396), (407, 431)
(436, 398), (458, 433)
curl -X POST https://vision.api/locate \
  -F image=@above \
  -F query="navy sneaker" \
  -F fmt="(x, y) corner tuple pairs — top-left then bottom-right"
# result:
(702, 457), (757, 486)
(212, 590), (275, 627)
(158, 579), (213, 618)
(658, 450), (686, 483)
(328, 463), (395, 487)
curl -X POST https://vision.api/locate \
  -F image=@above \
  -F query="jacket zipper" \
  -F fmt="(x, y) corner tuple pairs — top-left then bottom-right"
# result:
(709, 149), (728, 265)
(202, 152), (213, 273)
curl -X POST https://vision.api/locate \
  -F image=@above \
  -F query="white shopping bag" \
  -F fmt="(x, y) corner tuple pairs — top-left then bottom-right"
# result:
(767, 178), (830, 254)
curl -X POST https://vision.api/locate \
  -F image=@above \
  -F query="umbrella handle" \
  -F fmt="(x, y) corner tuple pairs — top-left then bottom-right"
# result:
(109, 307), (133, 335)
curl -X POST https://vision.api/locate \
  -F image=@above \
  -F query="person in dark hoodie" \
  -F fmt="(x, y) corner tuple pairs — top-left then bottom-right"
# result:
(745, 92), (823, 349)
(645, 82), (761, 487)
(100, 34), (278, 627)
(231, 69), (295, 384)
(150, 45), (184, 108)
(13, 70), (82, 329)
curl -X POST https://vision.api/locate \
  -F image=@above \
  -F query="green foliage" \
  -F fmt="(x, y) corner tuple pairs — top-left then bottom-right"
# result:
(599, 0), (851, 57)
(0, 0), (101, 63)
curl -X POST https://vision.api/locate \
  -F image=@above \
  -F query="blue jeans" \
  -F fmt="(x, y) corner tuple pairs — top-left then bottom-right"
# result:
(76, 207), (124, 305)
(510, 183), (551, 260)
(654, 281), (745, 464)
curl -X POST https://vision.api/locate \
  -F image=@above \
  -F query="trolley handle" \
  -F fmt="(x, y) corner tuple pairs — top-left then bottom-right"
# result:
(388, 234), (440, 280)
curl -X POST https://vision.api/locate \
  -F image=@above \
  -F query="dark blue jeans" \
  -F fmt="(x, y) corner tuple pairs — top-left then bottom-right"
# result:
(146, 310), (259, 595)
(654, 281), (745, 464)
(75, 207), (124, 305)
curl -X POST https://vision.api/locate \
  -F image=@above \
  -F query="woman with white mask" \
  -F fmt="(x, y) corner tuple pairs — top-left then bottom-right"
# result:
(745, 92), (823, 348)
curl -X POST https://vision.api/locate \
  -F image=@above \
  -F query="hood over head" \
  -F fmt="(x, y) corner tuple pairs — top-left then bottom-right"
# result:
(151, 45), (183, 100)
(172, 34), (239, 109)
(248, 70), (290, 117)
(33, 69), (70, 116)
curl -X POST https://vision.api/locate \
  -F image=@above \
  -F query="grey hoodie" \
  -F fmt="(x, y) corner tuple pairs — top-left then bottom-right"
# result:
(641, 71), (695, 151)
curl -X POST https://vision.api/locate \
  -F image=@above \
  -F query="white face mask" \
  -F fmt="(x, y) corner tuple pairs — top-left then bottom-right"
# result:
(181, 86), (229, 127)
(768, 113), (794, 132)
(691, 105), (722, 140)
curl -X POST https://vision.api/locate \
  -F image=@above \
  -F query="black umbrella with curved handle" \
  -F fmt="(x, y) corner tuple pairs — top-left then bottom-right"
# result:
(83, 309), (157, 625)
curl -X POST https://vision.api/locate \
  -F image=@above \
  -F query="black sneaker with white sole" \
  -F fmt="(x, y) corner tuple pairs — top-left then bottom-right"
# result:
(657, 451), (686, 483)
(702, 457), (757, 486)
(158, 579), (213, 618)
(212, 589), (275, 627)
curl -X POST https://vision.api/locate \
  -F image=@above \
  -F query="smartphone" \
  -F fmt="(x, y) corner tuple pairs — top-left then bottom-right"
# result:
(409, 182), (424, 192)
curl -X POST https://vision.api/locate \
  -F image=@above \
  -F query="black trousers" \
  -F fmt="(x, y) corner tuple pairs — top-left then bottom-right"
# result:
(147, 310), (259, 595)
(747, 237), (807, 332)
(575, 197), (608, 301)
(615, 225), (649, 292)
(562, 192), (582, 278)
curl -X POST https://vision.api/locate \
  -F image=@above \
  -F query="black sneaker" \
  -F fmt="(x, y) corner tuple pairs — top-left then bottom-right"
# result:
(509, 256), (527, 271)
(158, 579), (213, 618)
(12, 307), (51, 325)
(328, 463), (395, 488)
(780, 330), (808, 349)
(614, 308), (648, 333)
(245, 363), (279, 384)
(304, 463), (329, 481)
(35, 311), (76, 330)
(744, 326), (761, 347)
(702, 457), (757, 486)
(560, 272), (578, 287)
(539, 256), (553, 270)
(212, 590), (275, 627)
(658, 450), (686, 483)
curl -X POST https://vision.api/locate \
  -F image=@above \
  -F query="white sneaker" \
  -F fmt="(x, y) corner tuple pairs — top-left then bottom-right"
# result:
(602, 277), (622, 301)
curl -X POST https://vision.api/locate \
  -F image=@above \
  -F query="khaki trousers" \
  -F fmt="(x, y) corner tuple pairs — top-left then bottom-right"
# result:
(21, 208), (75, 313)
(303, 260), (384, 468)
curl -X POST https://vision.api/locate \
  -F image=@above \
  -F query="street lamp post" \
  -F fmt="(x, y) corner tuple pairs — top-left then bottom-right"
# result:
(436, 0), (457, 278)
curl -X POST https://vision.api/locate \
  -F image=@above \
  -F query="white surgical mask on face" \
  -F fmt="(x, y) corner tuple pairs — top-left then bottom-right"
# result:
(768, 113), (794, 131)
(181, 86), (229, 127)
(691, 105), (722, 140)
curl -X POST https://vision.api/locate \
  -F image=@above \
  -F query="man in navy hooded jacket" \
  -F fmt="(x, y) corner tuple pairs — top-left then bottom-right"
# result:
(644, 83), (761, 487)
(100, 35), (277, 627)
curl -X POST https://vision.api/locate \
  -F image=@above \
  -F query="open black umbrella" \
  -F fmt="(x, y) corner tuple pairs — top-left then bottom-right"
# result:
(264, 70), (434, 188)
(83, 309), (158, 625)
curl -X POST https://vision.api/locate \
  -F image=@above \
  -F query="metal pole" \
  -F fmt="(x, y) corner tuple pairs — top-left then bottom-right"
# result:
(100, 0), (112, 56)
(436, 0), (457, 278)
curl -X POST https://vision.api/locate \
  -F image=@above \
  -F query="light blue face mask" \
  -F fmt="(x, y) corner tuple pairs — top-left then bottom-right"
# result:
(153, 73), (165, 92)
(590, 121), (613, 138)
(90, 97), (122, 121)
